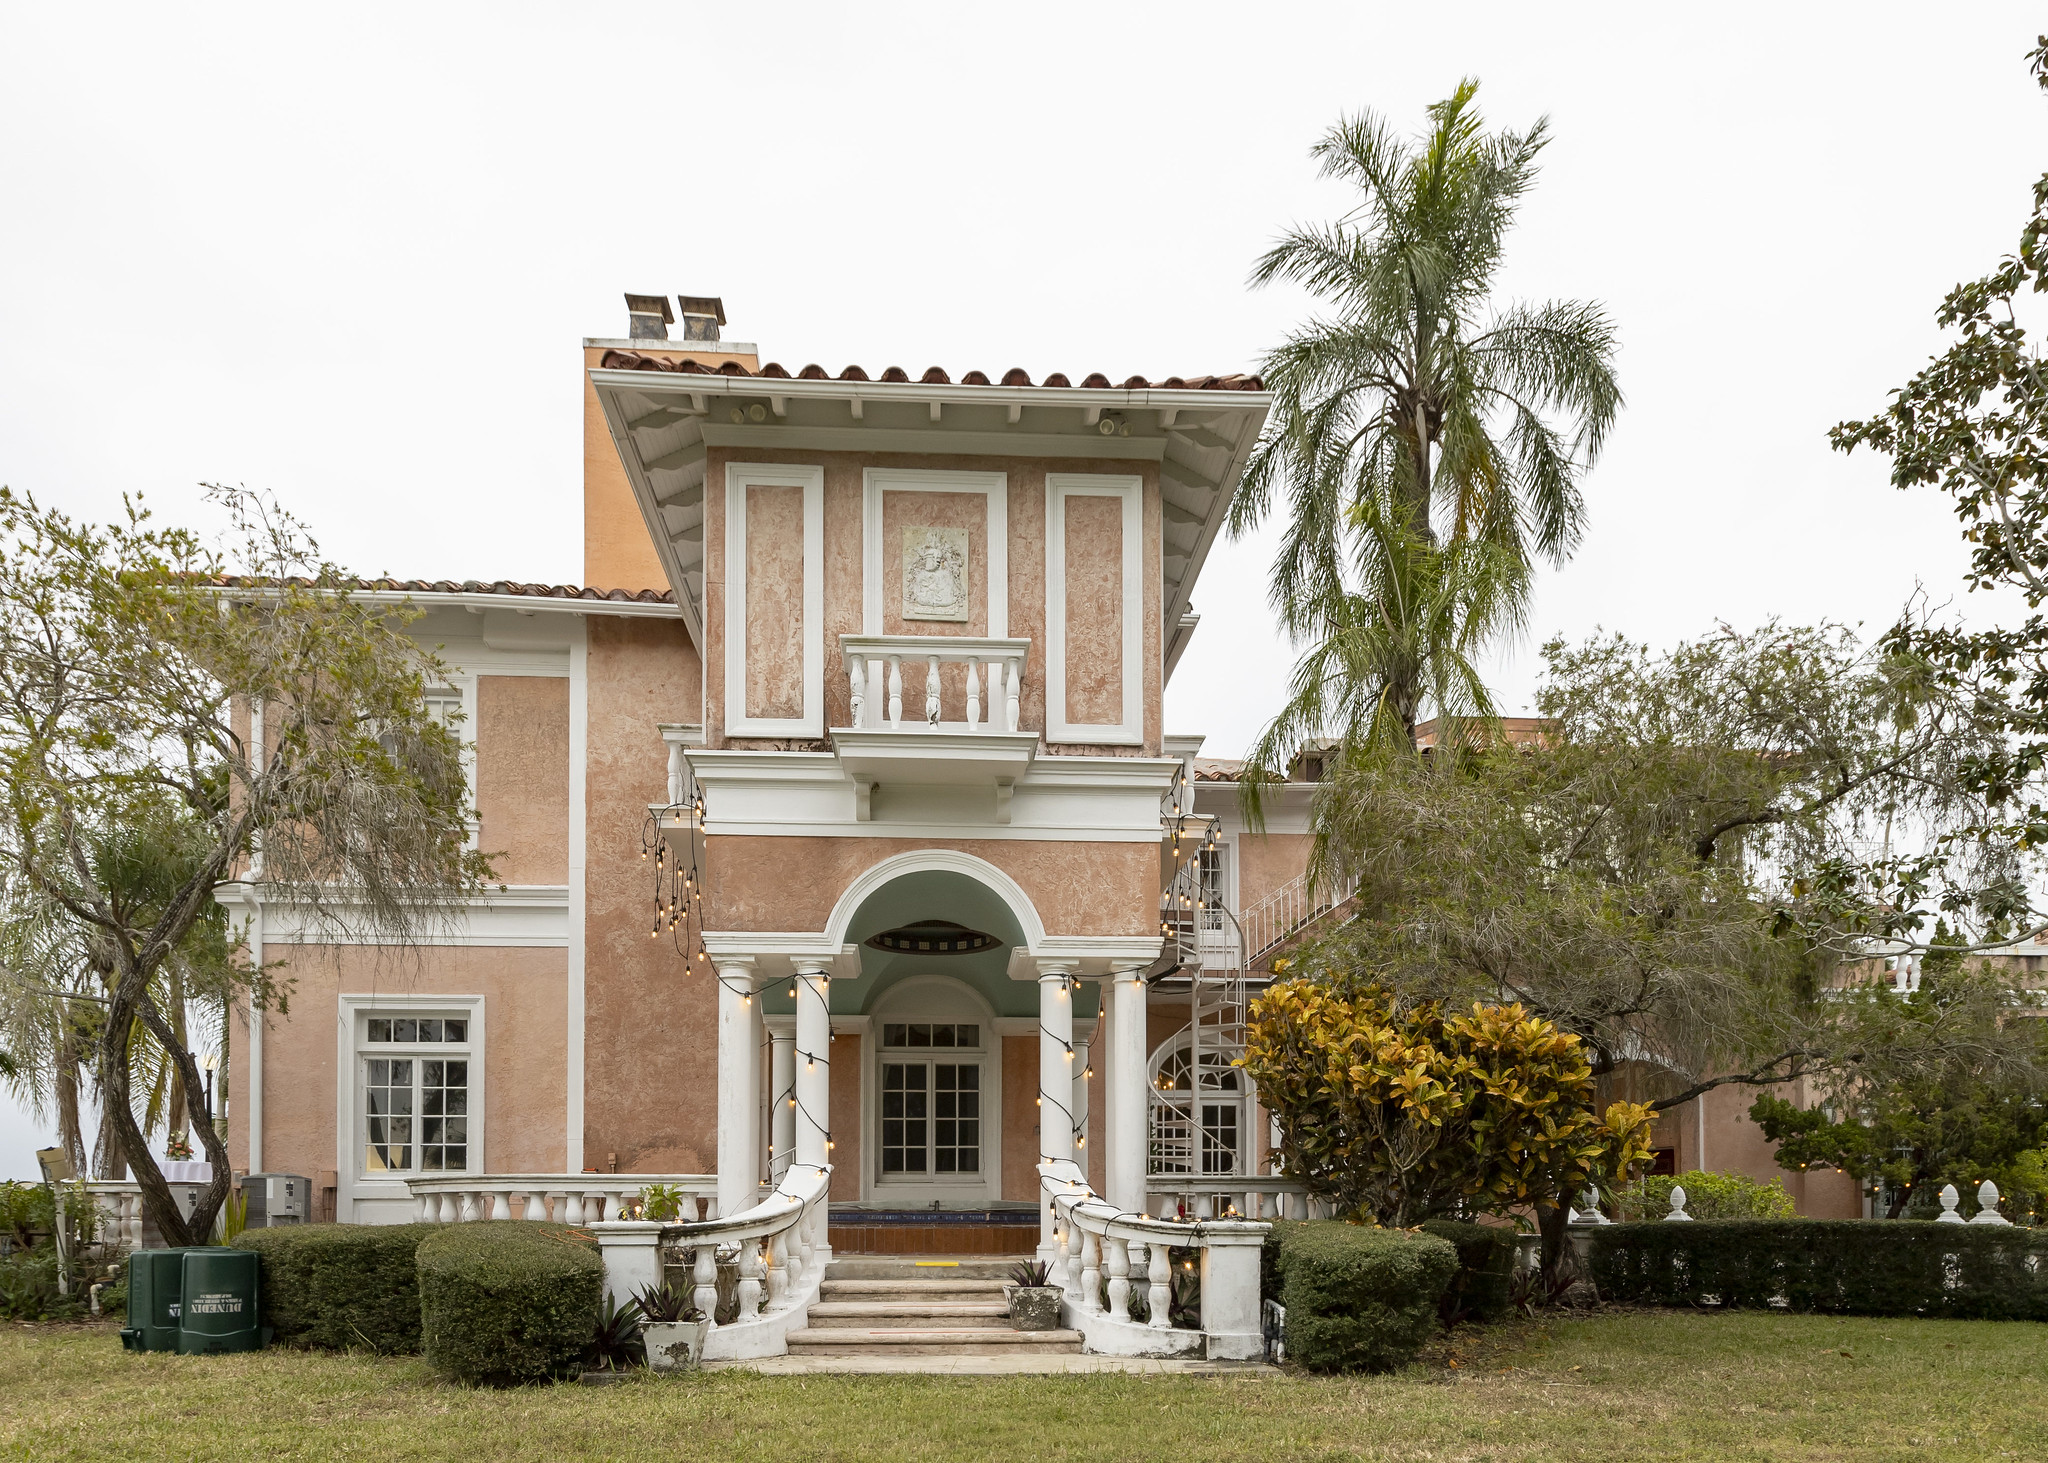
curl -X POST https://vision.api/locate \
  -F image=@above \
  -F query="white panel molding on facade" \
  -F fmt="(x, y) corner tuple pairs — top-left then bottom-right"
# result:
(214, 885), (571, 947)
(1044, 474), (1144, 746)
(724, 462), (826, 738)
(861, 467), (1009, 637)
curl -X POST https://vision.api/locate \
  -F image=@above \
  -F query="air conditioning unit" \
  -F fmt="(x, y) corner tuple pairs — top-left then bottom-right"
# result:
(240, 1172), (308, 1227)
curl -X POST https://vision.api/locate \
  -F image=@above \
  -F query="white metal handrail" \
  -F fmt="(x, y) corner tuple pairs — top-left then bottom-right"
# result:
(1238, 868), (1359, 967)
(840, 634), (1029, 732)
(406, 1173), (718, 1225)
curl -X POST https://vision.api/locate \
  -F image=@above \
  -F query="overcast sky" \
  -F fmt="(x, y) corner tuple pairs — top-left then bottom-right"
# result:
(4, 3), (2045, 1176)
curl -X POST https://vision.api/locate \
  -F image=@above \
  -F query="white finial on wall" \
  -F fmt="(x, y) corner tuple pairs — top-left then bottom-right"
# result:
(1663, 1185), (1693, 1221)
(1968, 1180), (2012, 1226)
(1935, 1183), (1965, 1223)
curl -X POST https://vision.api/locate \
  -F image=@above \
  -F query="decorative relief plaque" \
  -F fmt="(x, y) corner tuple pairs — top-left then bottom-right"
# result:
(902, 526), (969, 622)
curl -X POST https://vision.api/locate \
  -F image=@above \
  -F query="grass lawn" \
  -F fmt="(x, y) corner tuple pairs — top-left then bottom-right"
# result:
(2, 1310), (2042, 1462)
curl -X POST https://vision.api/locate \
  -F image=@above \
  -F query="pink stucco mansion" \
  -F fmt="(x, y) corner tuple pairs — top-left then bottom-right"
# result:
(215, 295), (1858, 1254)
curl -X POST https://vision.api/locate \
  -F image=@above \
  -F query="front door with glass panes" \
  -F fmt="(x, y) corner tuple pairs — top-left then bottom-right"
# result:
(876, 1019), (989, 1196)
(360, 1014), (472, 1177)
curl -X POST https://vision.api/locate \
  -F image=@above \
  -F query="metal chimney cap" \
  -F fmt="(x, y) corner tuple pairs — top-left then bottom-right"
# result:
(623, 293), (675, 324)
(677, 296), (726, 326)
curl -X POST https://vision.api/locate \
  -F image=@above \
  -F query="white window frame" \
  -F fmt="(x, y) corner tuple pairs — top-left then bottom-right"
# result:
(724, 462), (825, 737)
(861, 974), (1002, 1202)
(861, 467), (1009, 636)
(1045, 473), (1143, 745)
(336, 992), (486, 1217)
(1146, 1029), (1252, 1179)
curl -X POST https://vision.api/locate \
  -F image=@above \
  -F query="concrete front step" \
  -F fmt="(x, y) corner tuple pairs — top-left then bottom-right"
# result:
(819, 1280), (1009, 1304)
(822, 1255), (1027, 1282)
(807, 1302), (1014, 1329)
(785, 1326), (1084, 1357)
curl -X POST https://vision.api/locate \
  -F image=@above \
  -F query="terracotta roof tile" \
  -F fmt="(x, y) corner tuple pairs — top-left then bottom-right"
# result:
(599, 350), (1264, 392)
(213, 576), (675, 605)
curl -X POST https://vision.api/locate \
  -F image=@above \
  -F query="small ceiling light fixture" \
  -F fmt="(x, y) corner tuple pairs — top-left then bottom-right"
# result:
(864, 919), (1002, 956)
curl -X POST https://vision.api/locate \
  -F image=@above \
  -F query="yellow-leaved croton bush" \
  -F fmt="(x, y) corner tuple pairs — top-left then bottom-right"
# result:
(1240, 981), (1654, 1227)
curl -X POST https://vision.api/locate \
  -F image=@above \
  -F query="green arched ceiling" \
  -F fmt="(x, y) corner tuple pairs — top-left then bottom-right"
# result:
(757, 867), (1099, 1021)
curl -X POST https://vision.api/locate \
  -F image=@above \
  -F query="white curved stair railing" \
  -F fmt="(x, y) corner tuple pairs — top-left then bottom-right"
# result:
(592, 1162), (832, 1361)
(1040, 1159), (1268, 1361)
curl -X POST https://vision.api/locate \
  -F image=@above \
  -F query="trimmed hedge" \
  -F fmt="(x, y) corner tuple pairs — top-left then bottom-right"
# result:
(234, 1223), (438, 1352)
(416, 1222), (602, 1386)
(1263, 1219), (1460, 1372)
(1587, 1220), (2048, 1321)
(1419, 1218), (1517, 1323)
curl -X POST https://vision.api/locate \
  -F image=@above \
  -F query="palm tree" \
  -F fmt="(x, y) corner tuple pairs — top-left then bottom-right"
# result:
(1231, 81), (1620, 772)
(1240, 497), (1526, 824)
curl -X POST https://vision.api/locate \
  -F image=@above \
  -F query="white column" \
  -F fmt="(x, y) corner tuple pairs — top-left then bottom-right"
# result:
(1108, 969), (1148, 1215)
(767, 1020), (797, 1187)
(794, 961), (832, 1170)
(592, 1220), (664, 1311)
(1071, 1027), (1092, 1184)
(1037, 961), (1077, 1263)
(715, 957), (761, 1218)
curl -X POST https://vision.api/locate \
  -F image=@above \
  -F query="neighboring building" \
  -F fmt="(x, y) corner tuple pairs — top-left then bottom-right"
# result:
(215, 294), (1857, 1236)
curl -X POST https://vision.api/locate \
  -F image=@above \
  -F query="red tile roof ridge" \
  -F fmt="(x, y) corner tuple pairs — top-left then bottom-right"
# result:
(598, 349), (1264, 391)
(208, 575), (675, 604)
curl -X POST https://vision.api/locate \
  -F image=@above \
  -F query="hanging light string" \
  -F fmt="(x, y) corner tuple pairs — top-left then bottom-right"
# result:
(640, 786), (711, 970)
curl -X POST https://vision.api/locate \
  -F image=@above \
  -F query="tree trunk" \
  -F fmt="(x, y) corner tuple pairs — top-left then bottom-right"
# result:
(1536, 1195), (1572, 1286)
(165, 964), (188, 1142)
(55, 1013), (87, 1180)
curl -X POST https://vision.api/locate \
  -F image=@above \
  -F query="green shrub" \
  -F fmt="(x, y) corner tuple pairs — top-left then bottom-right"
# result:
(1262, 1219), (1459, 1372)
(233, 1223), (439, 1352)
(1418, 1218), (1517, 1323)
(1611, 1170), (1797, 1222)
(416, 1222), (601, 1386)
(1587, 1220), (2048, 1320)
(0, 1246), (82, 1321)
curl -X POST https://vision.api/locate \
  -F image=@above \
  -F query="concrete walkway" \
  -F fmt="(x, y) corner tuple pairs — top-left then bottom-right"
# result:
(703, 1355), (1282, 1376)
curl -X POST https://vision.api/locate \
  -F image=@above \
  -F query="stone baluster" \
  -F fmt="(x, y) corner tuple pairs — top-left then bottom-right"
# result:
(561, 1191), (583, 1225)
(848, 657), (866, 728)
(415, 1191), (433, 1222)
(737, 1237), (764, 1319)
(1148, 1242), (1172, 1329)
(887, 657), (903, 729)
(925, 656), (941, 725)
(666, 741), (685, 807)
(1080, 1229), (1102, 1313)
(490, 1191), (512, 1221)
(1106, 1236), (1131, 1322)
(965, 658), (982, 731)
(766, 1226), (789, 1309)
(691, 1243), (719, 1324)
(458, 1191), (480, 1223)
(1196, 1192), (1214, 1220)
(605, 1191), (625, 1222)
(1004, 658), (1021, 731)
(1058, 1216), (1078, 1298)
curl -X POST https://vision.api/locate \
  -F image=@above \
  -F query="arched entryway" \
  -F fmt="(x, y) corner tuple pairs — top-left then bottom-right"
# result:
(1147, 1029), (1255, 1179)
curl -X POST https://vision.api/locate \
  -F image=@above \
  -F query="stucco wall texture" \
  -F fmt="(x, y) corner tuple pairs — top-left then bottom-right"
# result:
(742, 483), (806, 720)
(474, 675), (570, 885)
(705, 835), (1159, 938)
(226, 944), (569, 1183)
(1062, 493), (1125, 727)
(700, 448), (1162, 752)
(582, 616), (713, 1173)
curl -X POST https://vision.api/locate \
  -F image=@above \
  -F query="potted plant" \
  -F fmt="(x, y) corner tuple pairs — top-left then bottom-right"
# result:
(638, 1183), (686, 1222)
(1005, 1259), (1063, 1331)
(635, 1281), (710, 1371)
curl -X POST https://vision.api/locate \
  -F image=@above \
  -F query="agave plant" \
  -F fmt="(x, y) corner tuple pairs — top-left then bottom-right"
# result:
(585, 1293), (644, 1371)
(1008, 1259), (1054, 1289)
(632, 1281), (704, 1325)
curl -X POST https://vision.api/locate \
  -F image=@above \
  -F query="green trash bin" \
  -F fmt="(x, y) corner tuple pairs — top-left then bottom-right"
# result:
(121, 1248), (199, 1353)
(176, 1247), (262, 1355)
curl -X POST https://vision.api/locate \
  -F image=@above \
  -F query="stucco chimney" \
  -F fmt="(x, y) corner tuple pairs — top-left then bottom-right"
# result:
(624, 293), (673, 340)
(678, 296), (726, 343)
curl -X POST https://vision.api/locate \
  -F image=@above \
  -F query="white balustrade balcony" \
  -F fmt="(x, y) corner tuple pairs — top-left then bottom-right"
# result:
(406, 1173), (719, 1225)
(1145, 1174), (1321, 1221)
(832, 635), (1038, 812)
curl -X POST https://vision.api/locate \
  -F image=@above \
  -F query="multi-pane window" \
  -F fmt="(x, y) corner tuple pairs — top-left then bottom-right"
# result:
(879, 1025), (982, 1179)
(1148, 1046), (1245, 1177)
(880, 1023), (979, 1049)
(360, 1014), (471, 1177)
